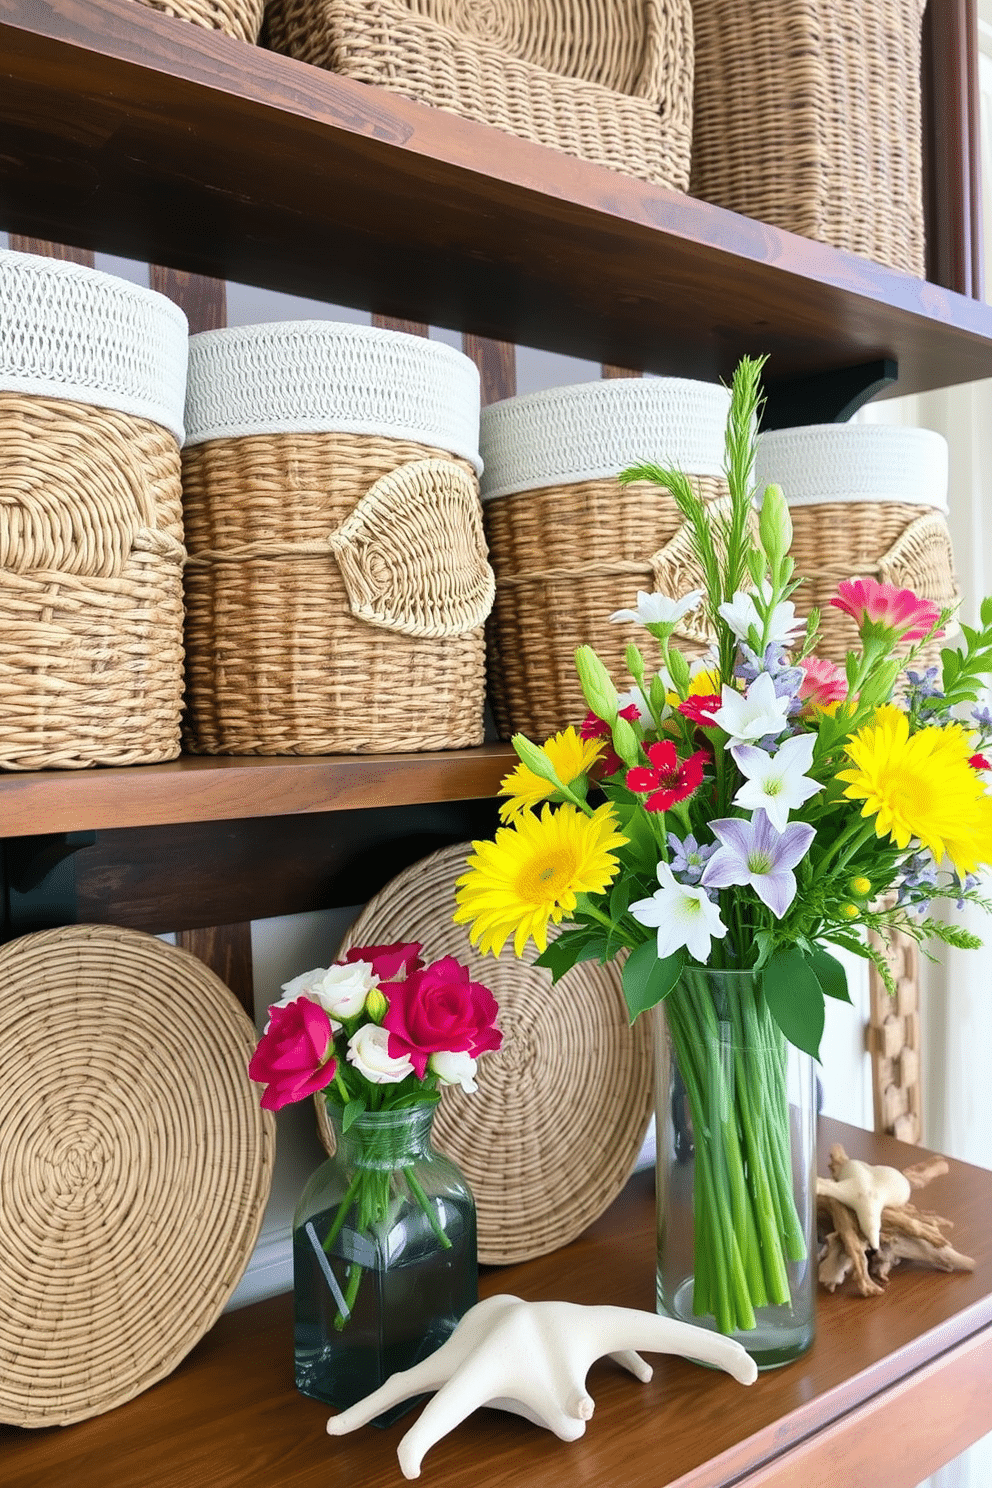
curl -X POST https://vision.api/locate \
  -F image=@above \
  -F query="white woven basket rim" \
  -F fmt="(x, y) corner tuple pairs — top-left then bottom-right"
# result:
(184, 320), (482, 472)
(755, 423), (949, 513)
(0, 249), (189, 444)
(479, 376), (731, 501)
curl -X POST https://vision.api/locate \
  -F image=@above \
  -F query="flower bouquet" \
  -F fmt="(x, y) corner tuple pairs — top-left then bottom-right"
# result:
(248, 939), (501, 1412)
(454, 357), (992, 1364)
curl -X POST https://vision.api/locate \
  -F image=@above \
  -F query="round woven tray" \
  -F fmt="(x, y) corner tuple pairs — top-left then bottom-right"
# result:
(0, 925), (275, 1428)
(317, 842), (653, 1266)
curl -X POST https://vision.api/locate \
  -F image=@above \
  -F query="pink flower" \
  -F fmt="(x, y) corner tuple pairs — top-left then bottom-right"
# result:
(580, 703), (640, 777)
(970, 753), (991, 771)
(248, 999), (337, 1110)
(382, 957), (502, 1079)
(830, 578), (944, 642)
(343, 941), (424, 982)
(798, 654), (847, 711)
(626, 741), (709, 812)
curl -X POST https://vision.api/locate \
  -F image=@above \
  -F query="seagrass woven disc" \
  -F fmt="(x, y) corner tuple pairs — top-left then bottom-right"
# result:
(0, 924), (275, 1428)
(320, 843), (653, 1266)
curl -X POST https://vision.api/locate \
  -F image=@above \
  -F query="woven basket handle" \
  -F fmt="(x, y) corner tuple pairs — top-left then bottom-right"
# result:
(649, 493), (758, 645)
(876, 509), (959, 606)
(329, 459), (495, 638)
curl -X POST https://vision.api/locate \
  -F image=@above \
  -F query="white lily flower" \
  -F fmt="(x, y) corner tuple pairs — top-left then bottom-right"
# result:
(718, 582), (805, 648)
(629, 862), (728, 963)
(610, 590), (704, 627)
(711, 673), (791, 748)
(730, 732), (823, 831)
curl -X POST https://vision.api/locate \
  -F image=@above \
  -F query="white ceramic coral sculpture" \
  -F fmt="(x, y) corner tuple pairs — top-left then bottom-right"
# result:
(326, 1294), (758, 1478)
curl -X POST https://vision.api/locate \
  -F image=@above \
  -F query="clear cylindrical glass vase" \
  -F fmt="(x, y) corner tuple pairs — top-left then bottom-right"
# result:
(654, 966), (816, 1369)
(293, 1099), (477, 1420)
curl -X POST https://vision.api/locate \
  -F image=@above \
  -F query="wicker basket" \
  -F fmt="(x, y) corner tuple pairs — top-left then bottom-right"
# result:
(754, 423), (958, 668)
(263, 0), (693, 191)
(0, 249), (189, 771)
(181, 321), (493, 754)
(690, 0), (926, 277)
(134, 0), (266, 43)
(480, 377), (730, 741)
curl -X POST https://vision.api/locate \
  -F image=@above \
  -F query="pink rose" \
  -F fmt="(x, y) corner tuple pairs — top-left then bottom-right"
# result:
(343, 941), (424, 982)
(248, 998), (337, 1110)
(382, 956), (501, 1079)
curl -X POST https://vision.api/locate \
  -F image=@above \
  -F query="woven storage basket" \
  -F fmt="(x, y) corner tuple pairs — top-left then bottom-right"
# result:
(755, 423), (958, 668)
(0, 924), (275, 1428)
(315, 842), (653, 1265)
(181, 321), (493, 754)
(0, 249), (189, 771)
(480, 377), (731, 742)
(263, 0), (693, 191)
(690, 0), (926, 277)
(134, 0), (266, 42)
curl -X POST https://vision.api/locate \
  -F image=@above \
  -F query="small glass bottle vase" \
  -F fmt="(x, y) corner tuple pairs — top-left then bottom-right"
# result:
(654, 966), (816, 1369)
(293, 1100), (478, 1418)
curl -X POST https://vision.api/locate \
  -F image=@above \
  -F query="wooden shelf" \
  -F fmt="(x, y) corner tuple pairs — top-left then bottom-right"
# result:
(0, 744), (515, 836)
(2, 1120), (990, 1488)
(5, 0), (992, 396)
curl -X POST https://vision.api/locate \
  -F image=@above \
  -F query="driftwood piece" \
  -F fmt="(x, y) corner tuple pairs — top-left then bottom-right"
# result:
(816, 1143), (975, 1297)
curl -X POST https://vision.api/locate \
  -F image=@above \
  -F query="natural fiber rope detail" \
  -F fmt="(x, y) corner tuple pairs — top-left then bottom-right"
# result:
(690, 0), (926, 276)
(134, 0), (266, 40)
(263, 0), (693, 190)
(328, 459), (495, 637)
(321, 842), (653, 1266)
(0, 925), (275, 1428)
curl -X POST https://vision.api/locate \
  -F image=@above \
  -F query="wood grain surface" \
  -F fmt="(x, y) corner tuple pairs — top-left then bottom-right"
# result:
(1, 1121), (988, 1488)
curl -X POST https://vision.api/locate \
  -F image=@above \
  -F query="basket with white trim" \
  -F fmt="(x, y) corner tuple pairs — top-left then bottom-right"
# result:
(0, 249), (189, 771)
(754, 423), (959, 669)
(479, 377), (731, 741)
(181, 321), (494, 754)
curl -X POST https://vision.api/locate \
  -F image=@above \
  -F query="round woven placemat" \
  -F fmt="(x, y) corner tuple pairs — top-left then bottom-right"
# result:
(318, 842), (653, 1266)
(0, 924), (275, 1428)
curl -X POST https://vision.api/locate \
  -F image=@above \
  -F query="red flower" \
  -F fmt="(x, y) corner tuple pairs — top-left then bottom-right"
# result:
(580, 704), (640, 777)
(970, 753), (991, 771)
(248, 999), (337, 1111)
(344, 941), (424, 982)
(382, 956), (502, 1079)
(625, 742), (709, 812)
(830, 578), (943, 642)
(677, 694), (722, 728)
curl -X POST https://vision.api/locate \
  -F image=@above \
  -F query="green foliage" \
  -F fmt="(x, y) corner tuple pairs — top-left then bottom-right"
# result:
(940, 610), (992, 708)
(761, 948), (826, 1061)
(342, 1095), (367, 1132)
(622, 940), (684, 1023)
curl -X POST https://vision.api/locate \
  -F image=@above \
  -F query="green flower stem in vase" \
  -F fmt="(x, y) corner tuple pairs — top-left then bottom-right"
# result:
(293, 1100), (477, 1421)
(655, 966), (816, 1370)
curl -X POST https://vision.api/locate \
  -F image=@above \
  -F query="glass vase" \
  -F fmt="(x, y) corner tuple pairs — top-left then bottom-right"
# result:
(293, 1099), (477, 1421)
(654, 966), (816, 1369)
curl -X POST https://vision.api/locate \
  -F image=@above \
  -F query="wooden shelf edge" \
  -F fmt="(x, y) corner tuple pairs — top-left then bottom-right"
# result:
(0, 744), (515, 835)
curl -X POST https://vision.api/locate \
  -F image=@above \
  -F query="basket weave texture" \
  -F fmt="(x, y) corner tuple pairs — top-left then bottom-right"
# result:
(318, 843), (654, 1266)
(181, 321), (492, 755)
(480, 378), (730, 742)
(263, 0), (693, 190)
(0, 925), (275, 1428)
(0, 250), (189, 771)
(134, 0), (266, 42)
(690, 0), (926, 277)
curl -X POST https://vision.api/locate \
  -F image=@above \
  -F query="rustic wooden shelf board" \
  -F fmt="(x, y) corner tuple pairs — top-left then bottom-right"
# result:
(1, 1121), (989, 1488)
(5, 0), (992, 391)
(0, 745), (515, 836)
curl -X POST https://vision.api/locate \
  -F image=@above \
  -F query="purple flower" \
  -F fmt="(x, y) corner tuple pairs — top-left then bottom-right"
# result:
(972, 704), (992, 734)
(905, 666), (943, 700)
(701, 810), (815, 919)
(896, 851), (939, 916)
(667, 831), (717, 885)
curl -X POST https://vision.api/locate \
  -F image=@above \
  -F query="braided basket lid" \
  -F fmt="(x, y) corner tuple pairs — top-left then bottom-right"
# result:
(755, 423), (949, 512)
(0, 924), (275, 1428)
(321, 843), (653, 1266)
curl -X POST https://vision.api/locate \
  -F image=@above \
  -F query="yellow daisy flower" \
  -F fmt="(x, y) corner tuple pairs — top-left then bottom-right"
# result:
(666, 666), (722, 708)
(838, 704), (992, 875)
(454, 803), (627, 957)
(497, 727), (603, 822)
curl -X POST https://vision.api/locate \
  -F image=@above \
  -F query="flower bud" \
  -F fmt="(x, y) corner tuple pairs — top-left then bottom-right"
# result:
(575, 646), (618, 725)
(759, 483), (793, 569)
(510, 733), (561, 786)
(666, 645), (691, 699)
(839, 903), (860, 920)
(365, 988), (388, 1024)
(848, 876), (872, 899)
(611, 714), (641, 768)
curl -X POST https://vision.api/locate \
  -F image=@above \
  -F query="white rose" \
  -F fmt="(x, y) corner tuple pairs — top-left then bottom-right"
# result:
(429, 1050), (479, 1094)
(310, 961), (377, 1019)
(264, 967), (339, 1032)
(346, 1024), (413, 1085)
